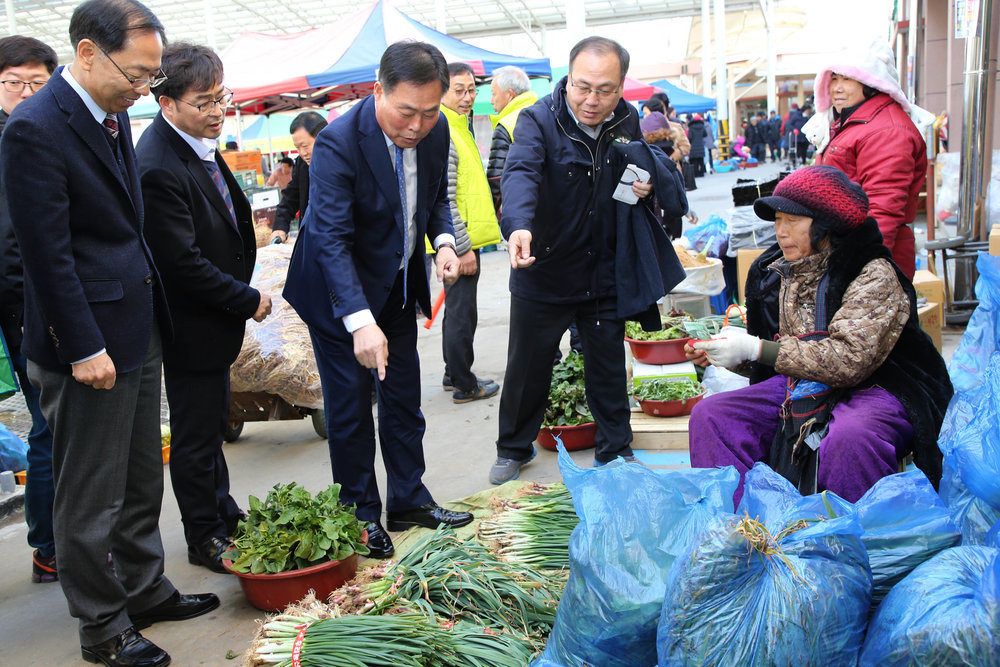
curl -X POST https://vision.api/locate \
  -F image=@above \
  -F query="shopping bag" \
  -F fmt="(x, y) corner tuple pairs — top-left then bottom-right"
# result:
(0, 327), (19, 401)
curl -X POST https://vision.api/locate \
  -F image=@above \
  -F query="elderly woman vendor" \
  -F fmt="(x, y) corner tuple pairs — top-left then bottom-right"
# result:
(685, 166), (952, 503)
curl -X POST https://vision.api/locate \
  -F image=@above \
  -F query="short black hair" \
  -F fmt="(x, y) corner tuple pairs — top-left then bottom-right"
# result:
(288, 110), (327, 137)
(0, 36), (59, 75)
(378, 41), (449, 95)
(447, 62), (475, 79)
(569, 36), (629, 84)
(69, 0), (165, 54)
(643, 91), (669, 114)
(152, 42), (222, 100)
(278, 157), (294, 167)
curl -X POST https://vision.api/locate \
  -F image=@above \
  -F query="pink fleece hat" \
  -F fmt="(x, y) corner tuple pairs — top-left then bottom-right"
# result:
(813, 41), (911, 114)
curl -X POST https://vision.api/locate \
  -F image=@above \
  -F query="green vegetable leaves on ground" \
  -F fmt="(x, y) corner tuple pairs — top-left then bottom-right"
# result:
(632, 378), (704, 402)
(544, 352), (593, 427)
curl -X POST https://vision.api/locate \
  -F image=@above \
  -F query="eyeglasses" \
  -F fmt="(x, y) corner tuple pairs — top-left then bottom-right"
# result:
(180, 89), (234, 115)
(98, 45), (167, 90)
(0, 79), (48, 94)
(451, 87), (477, 98)
(569, 79), (619, 99)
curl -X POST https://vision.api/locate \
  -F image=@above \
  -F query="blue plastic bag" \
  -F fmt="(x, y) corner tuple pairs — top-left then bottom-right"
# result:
(737, 464), (959, 609)
(0, 422), (28, 473)
(682, 214), (728, 257)
(657, 502), (871, 665)
(859, 546), (1000, 666)
(937, 253), (1000, 511)
(536, 445), (738, 667)
(940, 460), (1000, 545)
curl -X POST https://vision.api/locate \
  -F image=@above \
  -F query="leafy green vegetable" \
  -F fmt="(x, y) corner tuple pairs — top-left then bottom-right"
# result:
(632, 378), (704, 402)
(543, 351), (593, 427)
(625, 313), (695, 341)
(223, 482), (369, 574)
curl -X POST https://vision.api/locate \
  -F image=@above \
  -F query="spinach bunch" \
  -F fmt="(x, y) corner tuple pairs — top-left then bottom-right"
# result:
(632, 378), (704, 402)
(543, 352), (593, 427)
(225, 482), (369, 574)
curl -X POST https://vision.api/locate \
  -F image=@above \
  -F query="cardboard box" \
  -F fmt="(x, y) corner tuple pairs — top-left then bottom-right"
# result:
(632, 360), (698, 387)
(917, 301), (943, 352)
(221, 150), (262, 174)
(912, 269), (944, 305)
(737, 248), (766, 303)
(253, 206), (276, 227)
(990, 225), (1000, 257)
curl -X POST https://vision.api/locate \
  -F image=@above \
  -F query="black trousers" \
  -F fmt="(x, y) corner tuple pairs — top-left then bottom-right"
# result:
(309, 271), (433, 523)
(441, 249), (481, 392)
(496, 295), (633, 464)
(163, 363), (241, 546)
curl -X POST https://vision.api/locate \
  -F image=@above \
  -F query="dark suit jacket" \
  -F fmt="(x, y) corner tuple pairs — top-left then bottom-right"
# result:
(272, 156), (309, 234)
(283, 95), (453, 339)
(0, 108), (25, 349)
(137, 113), (259, 371)
(0, 69), (170, 373)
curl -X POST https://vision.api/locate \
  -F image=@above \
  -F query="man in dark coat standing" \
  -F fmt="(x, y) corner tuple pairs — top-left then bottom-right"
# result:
(137, 42), (272, 574)
(490, 36), (682, 484)
(0, 2), (218, 664)
(269, 110), (326, 244)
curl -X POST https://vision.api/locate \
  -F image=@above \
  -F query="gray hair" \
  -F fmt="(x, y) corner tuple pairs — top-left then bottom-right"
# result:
(491, 66), (530, 96)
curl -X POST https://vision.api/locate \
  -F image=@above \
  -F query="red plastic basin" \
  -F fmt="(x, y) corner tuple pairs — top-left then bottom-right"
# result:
(638, 392), (705, 418)
(626, 337), (692, 365)
(537, 422), (598, 451)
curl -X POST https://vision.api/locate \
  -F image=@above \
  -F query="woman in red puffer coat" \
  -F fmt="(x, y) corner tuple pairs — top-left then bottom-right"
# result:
(804, 41), (935, 279)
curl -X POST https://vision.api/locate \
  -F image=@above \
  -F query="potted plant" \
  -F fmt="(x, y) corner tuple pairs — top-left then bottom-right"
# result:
(223, 482), (369, 611)
(632, 378), (706, 417)
(537, 352), (597, 451)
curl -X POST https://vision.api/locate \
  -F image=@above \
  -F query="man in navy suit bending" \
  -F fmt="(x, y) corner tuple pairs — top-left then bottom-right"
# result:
(0, 2), (217, 665)
(284, 41), (473, 559)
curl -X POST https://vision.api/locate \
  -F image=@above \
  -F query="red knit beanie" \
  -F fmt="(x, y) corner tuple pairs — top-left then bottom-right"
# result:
(754, 165), (870, 231)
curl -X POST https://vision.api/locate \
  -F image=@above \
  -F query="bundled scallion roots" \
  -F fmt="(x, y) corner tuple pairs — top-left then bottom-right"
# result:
(477, 482), (578, 571)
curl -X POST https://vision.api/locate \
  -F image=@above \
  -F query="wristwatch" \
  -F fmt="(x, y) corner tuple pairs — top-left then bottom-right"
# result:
(436, 242), (457, 253)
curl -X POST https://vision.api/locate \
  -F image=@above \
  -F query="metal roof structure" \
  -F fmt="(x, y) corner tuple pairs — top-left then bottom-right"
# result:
(4, 0), (759, 65)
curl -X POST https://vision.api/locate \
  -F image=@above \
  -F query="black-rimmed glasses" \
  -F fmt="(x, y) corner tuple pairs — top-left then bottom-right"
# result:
(569, 78), (619, 99)
(0, 79), (48, 94)
(180, 89), (234, 115)
(98, 45), (167, 90)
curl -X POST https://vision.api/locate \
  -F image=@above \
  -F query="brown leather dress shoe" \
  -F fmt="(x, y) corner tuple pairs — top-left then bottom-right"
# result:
(81, 627), (170, 666)
(130, 591), (220, 630)
(386, 502), (474, 531)
(187, 536), (231, 574)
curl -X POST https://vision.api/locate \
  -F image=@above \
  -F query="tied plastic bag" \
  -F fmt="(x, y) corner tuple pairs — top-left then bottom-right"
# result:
(229, 243), (323, 409)
(535, 445), (738, 667)
(725, 206), (776, 257)
(682, 214), (728, 258)
(859, 546), (1000, 666)
(937, 253), (1000, 516)
(0, 422), (28, 474)
(657, 496), (872, 665)
(938, 460), (1000, 545)
(737, 465), (960, 610)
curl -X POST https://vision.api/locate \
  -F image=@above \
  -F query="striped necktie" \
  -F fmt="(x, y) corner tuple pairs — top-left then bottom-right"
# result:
(103, 113), (119, 139)
(395, 144), (409, 304)
(205, 159), (237, 223)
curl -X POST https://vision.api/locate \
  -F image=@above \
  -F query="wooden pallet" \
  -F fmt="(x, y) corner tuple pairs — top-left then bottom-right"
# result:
(630, 407), (690, 450)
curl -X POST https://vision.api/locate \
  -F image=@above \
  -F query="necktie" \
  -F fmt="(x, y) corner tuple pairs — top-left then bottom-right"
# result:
(205, 159), (237, 223)
(103, 113), (119, 140)
(395, 144), (410, 304)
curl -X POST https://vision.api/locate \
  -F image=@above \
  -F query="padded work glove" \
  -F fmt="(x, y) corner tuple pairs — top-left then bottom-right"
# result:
(692, 330), (762, 368)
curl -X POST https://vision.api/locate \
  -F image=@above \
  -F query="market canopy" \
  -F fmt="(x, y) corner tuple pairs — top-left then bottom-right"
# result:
(647, 79), (717, 114)
(221, 0), (551, 114)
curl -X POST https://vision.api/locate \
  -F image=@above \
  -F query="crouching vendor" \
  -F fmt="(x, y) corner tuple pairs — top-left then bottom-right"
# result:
(684, 165), (952, 504)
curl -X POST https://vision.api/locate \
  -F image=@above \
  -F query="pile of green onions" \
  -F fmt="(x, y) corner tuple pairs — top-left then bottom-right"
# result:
(359, 527), (561, 640)
(250, 611), (535, 666)
(478, 482), (578, 571)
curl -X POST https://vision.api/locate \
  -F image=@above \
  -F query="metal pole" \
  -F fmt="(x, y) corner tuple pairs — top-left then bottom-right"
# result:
(906, 0), (922, 102)
(565, 1), (586, 45)
(701, 0), (712, 97)
(762, 0), (777, 114)
(204, 0), (217, 51)
(714, 0), (729, 125)
(436, 0), (446, 34)
(958, 0), (998, 240)
(5, 0), (17, 34)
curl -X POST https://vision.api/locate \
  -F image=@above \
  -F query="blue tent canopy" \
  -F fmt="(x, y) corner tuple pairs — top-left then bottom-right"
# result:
(647, 79), (717, 114)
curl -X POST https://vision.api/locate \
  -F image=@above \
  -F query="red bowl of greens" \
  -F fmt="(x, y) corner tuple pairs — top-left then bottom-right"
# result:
(633, 379), (705, 417)
(625, 318), (693, 365)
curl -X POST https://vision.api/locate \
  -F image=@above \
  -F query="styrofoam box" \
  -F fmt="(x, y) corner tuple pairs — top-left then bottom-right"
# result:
(632, 360), (698, 387)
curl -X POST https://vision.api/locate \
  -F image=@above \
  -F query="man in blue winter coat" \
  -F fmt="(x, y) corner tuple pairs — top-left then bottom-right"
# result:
(489, 36), (685, 484)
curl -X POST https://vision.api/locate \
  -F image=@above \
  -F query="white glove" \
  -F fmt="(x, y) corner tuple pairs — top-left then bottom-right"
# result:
(692, 330), (762, 368)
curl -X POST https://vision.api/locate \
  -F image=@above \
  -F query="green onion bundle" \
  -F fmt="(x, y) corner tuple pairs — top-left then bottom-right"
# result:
(359, 526), (561, 640)
(477, 482), (578, 571)
(249, 611), (534, 666)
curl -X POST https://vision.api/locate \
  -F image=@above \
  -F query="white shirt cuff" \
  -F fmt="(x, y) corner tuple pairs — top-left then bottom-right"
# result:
(343, 309), (376, 334)
(72, 348), (106, 365)
(432, 233), (456, 250)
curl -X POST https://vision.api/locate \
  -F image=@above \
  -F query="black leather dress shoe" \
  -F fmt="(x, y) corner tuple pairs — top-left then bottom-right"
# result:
(81, 627), (170, 666)
(365, 521), (395, 559)
(386, 502), (474, 531)
(131, 591), (220, 630)
(187, 536), (231, 574)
